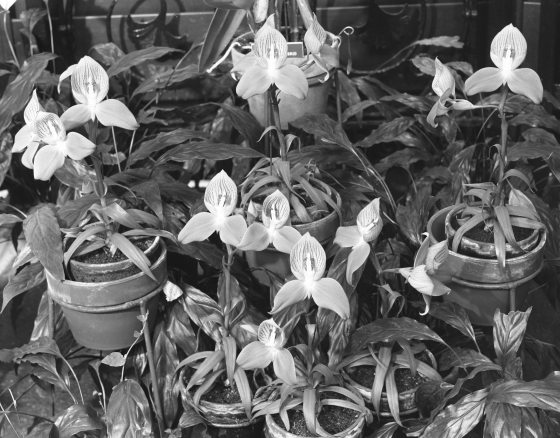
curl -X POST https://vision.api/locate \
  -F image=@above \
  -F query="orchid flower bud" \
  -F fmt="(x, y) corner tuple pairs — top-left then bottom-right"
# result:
(254, 15), (288, 70)
(0, 0), (16, 10)
(290, 233), (326, 282)
(258, 318), (285, 349)
(24, 90), (44, 126)
(357, 198), (382, 243)
(490, 24), (527, 79)
(432, 58), (455, 98)
(262, 190), (290, 230)
(304, 16), (327, 55)
(204, 170), (238, 220)
(252, 0), (268, 23)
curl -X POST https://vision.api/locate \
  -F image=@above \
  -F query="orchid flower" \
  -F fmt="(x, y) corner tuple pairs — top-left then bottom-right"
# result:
(237, 190), (301, 253)
(334, 198), (382, 284)
(464, 24), (543, 104)
(237, 319), (297, 385)
(427, 58), (476, 127)
(234, 15), (308, 100)
(303, 15), (340, 80)
(59, 56), (139, 130)
(30, 112), (96, 181)
(0, 0), (16, 10)
(398, 237), (451, 315)
(178, 170), (247, 247)
(12, 90), (44, 169)
(271, 233), (350, 319)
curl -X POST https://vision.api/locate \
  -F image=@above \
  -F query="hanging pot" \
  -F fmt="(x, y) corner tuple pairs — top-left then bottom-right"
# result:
(46, 238), (167, 350)
(428, 206), (545, 325)
(264, 411), (365, 438)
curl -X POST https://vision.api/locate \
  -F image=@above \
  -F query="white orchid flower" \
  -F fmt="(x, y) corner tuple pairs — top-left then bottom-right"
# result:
(0, 0), (16, 10)
(427, 58), (476, 127)
(464, 24), (543, 103)
(12, 90), (44, 168)
(237, 319), (297, 385)
(303, 15), (340, 80)
(271, 233), (350, 319)
(334, 198), (382, 284)
(59, 56), (139, 130)
(234, 15), (308, 100)
(399, 238), (451, 315)
(178, 171), (247, 247)
(237, 190), (301, 253)
(31, 112), (96, 180)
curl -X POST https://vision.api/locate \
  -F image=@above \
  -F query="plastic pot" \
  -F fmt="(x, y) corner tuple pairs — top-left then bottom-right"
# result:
(46, 240), (167, 350)
(428, 207), (545, 325)
(245, 209), (340, 286)
(264, 412), (365, 438)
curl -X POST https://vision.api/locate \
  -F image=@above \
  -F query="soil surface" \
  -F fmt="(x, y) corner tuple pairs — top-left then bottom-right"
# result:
(350, 366), (426, 393)
(273, 403), (360, 436)
(201, 380), (243, 404)
(462, 221), (533, 243)
(74, 237), (155, 264)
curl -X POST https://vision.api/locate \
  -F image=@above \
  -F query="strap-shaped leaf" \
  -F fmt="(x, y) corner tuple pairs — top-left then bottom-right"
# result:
(233, 368), (253, 419)
(371, 345), (392, 416)
(222, 335), (237, 386)
(303, 388), (317, 435)
(385, 366), (402, 426)
(187, 350), (225, 392)
(494, 206), (521, 250)
(64, 223), (106, 265)
(108, 232), (155, 281)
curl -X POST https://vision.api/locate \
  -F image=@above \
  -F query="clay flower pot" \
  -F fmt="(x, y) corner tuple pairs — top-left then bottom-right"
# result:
(264, 412), (366, 438)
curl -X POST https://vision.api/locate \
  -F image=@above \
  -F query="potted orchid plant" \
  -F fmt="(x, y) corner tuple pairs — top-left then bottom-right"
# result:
(420, 24), (547, 325)
(3, 55), (173, 350)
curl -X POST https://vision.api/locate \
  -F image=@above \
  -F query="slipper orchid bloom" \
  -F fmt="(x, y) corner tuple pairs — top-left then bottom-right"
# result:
(0, 1), (16, 10)
(271, 233), (350, 319)
(464, 24), (543, 104)
(178, 171), (247, 247)
(12, 90), (44, 169)
(235, 15), (308, 100)
(428, 58), (475, 127)
(398, 238), (451, 315)
(237, 319), (297, 385)
(334, 198), (383, 284)
(31, 112), (96, 181)
(59, 56), (139, 130)
(237, 190), (301, 253)
(303, 15), (340, 80)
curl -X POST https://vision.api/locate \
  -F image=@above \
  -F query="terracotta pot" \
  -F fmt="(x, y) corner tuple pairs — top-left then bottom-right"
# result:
(245, 209), (340, 286)
(196, 398), (261, 429)
(445, 203), (540, 258)
(264, 412), (365, 438)
(46, 240), (167, 350)
(428, 207), (545, 325)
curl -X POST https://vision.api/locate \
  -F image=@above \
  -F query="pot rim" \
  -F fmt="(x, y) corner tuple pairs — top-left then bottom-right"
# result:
(445, 203), (541, 255)
(47, 242), (167, 288)
(265, 410), (366, 438)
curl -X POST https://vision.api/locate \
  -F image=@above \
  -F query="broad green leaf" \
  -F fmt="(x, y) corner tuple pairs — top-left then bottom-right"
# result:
(218, 102), (263, 146)
(2, 262), (44, 313)
(132, 64), (200, 97)
(493, 308), (531, 374)
(373, 422), (400, 438)
(486, 374), (560, 412)
(168, 297), (197, 356)
(484, 403), (542, 438)
(438, 347), (498, 372)
(183, 284), (223, 342)
(107, 46), (181, 77)
(415, 36), (464, 48)
(0, 133), (12, 188)
(156, 141), (263, 164)
(128, 128), (206, 165)
(356, 117), (417, 148)
(54, 404), (104, 438)
(154, 321), (180, 426)
(102, 352), (126, 367)
(421, 389), (488, 438)
(349, 317), (446, 351)
(23, 205), (64, 280)
(106, 380), (152, 438)
(509, 128), (560, 161)
(429, 302), (476, 346)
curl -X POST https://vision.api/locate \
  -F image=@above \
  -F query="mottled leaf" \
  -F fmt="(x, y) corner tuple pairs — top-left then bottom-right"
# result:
(106, 380), (152, 438)
(430, 302), (476, 345)
(487, 374), (560, 412)
(107, 46), (181, 77)
(54, 404), (104, 438)
(183, 284), (223, 342)
(2, 261), (44, 313)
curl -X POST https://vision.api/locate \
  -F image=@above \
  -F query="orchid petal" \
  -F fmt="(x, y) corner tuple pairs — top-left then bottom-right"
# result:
(177, 212), (216, 245)
(334, 225), (363, 249)
(464, 67), (503, 96)
(237, 341), (274, 369)
(236, 65), (274, 99)
(219, 214), (247, 247)
(290, 233), (326, 281)
(34, 112), (66, 145)
(237, 222), (270, 251)
(312, 278), (350, 319)
(272, 226), (302, 254)
(451, 99), (477, 111)
(271, 280), (308, 314)
(425, 241), (448, 275)
(254, 19), (288, 67)
(357, 198), (382, 242)
(507, 68), (543, 104)
(60, 104), (92, 130)
(262, 189), (290, 229)
(273, 349), (297, 385)
(95, 99), (139, 130)
(490, 24), (527, 70)
(400, 265), (451, 298)
(432, 58), (455, 97)
(58, 64), (77, 92)
(61, 132), (96, 160)
(33, 145), (65, 180)
(13, 125), (33, 152)
(257, 319), (285, 348)
(23, 90), (43, 125)
(427, 98), (449, 128)
(420, 295), (432, 316)
(71, 56), (109, 105)
(21, 142), (39, 169)
(204, 170), (238, 217)
(346, 242), (370, 285)
(231, 52), (259, 75)
(275, 65), (309, 100)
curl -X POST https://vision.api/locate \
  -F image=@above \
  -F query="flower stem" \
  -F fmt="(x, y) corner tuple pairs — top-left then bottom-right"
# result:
(89, 121), (111, 236)
(2, 10), (19, 68)
(44, 0), (55, 72)
(497, 86), (508, 205)
(223, 245), (234, 332)
(268, 86), (287, 160)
